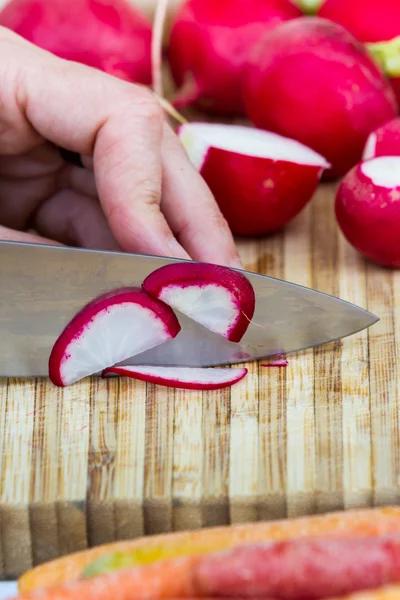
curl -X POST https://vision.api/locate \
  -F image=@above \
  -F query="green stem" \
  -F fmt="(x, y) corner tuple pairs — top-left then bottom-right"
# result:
(293, 0), (325, 14)
(367, 36), (400, 77)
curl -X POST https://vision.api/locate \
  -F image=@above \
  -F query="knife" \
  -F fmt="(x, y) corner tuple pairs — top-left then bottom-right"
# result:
(0, 240), (378, 377)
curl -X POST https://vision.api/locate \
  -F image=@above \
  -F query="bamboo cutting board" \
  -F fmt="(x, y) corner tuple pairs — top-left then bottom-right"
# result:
(1, 183), (400, 580)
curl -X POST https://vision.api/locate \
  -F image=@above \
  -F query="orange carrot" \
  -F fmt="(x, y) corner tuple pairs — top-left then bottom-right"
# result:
(18, 507), (400, 594)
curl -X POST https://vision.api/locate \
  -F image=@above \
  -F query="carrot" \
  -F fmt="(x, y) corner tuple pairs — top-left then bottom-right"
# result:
(18, 507), (400, 593)
(327, 585), (400, 600)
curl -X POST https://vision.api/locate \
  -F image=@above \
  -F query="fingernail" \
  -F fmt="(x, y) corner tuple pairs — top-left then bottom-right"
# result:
(231, 257), (244, 270)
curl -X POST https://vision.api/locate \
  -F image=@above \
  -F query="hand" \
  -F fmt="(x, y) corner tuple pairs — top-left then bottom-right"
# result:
(0, 27), (243, 269)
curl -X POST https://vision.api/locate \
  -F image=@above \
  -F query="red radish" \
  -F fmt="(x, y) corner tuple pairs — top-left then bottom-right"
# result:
(0, 0), (153, 85)
(317, 0), (400, 105)
(363, 117), (400, 160)
(243, 17), (398, 178)
(178, 122), (329, 236)
(142, 262), (255, 343)
(48, 288), (181, 387)
(168, 0), (302, 116)
(335, 156), (400, 267)
(103, 365), (248, 390)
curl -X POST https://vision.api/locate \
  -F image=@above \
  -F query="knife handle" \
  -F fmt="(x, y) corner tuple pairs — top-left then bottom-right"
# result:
(58, 147), (84, 169)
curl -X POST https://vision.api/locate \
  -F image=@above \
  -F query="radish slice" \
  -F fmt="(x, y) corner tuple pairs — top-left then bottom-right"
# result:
(49, 288), (181, 387)
(178, 122), (330, 236)
(142, 263), (255, 343)
(103, 365), (248, 390)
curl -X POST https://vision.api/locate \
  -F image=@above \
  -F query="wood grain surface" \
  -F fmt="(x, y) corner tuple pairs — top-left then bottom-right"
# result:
(1, 183), (399, 579)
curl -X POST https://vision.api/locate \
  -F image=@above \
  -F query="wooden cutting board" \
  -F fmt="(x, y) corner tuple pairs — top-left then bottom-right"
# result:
(1, 182), (399, 579)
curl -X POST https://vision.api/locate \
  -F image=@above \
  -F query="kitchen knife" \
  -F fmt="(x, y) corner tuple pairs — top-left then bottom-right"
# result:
(0, 240), (378, 377)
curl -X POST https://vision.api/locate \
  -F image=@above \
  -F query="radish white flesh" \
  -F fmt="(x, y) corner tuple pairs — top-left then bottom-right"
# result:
(142, 263), (255, 343)
(363, 118), (400, 160)
(49, 287), (181, 387)
(361, 156), (400, 188)
(179, 123), (330, 171)
(178, 123), (330, 236)
(103, 365), (248, 390)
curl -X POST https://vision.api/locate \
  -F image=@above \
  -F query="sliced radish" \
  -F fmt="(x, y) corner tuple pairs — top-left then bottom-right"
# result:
(103, 365), (248, 390)
(49, 287), (181, 387)
(363, 118), (400, 160)
(142, 262), (255, 343)
(335, 156), (400, 267)
(178, 122), (330, 236)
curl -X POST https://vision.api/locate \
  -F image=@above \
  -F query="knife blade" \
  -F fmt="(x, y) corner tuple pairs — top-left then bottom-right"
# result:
(0, 240), (378, 377)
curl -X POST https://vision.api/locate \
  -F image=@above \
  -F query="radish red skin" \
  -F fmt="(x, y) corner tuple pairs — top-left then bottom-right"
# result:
(102, 366), (248, 390)
(49, 287), (181, 387)
(199, 148), (323, 236)
(363, 118), (400, 160)
(168, 0), (302, 116)
(335, 159), (400, 268)
(318, 0), (400, 43)
(318, 0), (400, 104)
(0, 0), (153, 85)
(193, 537), (400, 600)
(243, 17), (398, 178)
(142, 263), (255, 343)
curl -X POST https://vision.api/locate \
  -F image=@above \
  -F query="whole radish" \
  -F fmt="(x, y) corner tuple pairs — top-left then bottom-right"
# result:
(363, 118), (400, 160)
(0, 0), (153, 85)
(168, 0), (302, 116)
(318, 0), (400, 104)
(243, 17), (398, 178)
(335, 156), (400, 267)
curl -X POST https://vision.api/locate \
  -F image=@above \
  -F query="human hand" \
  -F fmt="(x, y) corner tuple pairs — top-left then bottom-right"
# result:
(0, 27), (243, 268)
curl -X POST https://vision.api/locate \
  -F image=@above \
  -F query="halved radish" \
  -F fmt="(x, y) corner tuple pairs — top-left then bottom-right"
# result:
(335, 156), (400, 267)
(49, 287), (181, 387)
(178, 122), (330, 236)
(103, 365), (248, 390)
(363, 118), (400, 160)
(142, 262), (255, 343)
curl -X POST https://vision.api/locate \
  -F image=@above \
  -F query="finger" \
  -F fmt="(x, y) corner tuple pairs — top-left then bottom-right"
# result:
(0, 172), (56, 230)
(0, 224), (61, 245)
(34, 190), (120, 251)
(160, 126), (243, 268)
(0, 30), (189, 258)
(57, 164), (98, 198)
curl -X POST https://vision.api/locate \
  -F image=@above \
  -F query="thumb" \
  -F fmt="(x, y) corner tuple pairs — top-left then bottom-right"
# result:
(0, 225), (62, 245)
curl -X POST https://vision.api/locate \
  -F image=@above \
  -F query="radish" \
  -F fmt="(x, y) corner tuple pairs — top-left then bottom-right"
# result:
(363, 118), (400, 160)
(102, 365), (248, 390)
(178, 122), (329, 236)
(48, 287), (181, 387)
(168, 0), (302, 116)
(0, 0), (153, 85)
(142, 262), (255, 343)
(243, 17), (398, 178)
(335, 156), (400, 267)
(317, 0), (400, 105)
